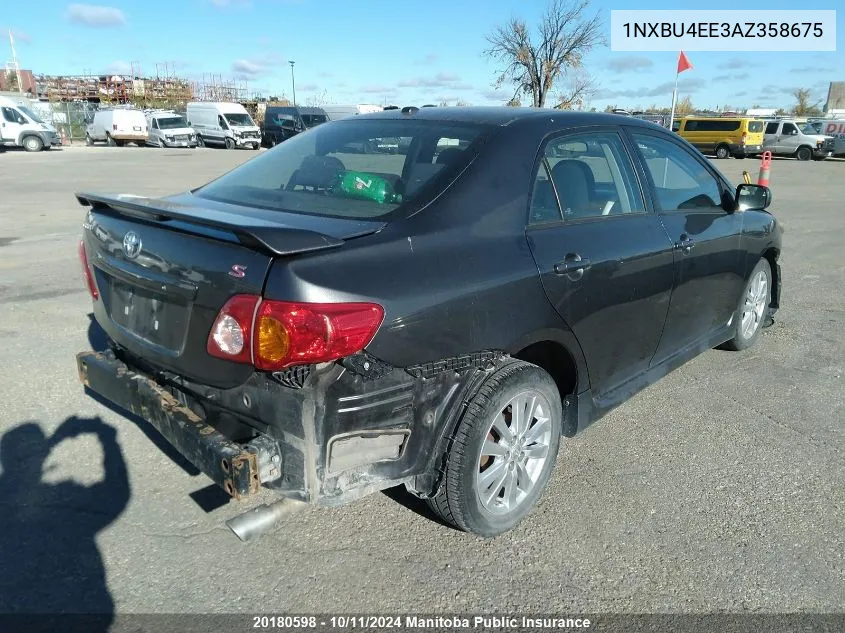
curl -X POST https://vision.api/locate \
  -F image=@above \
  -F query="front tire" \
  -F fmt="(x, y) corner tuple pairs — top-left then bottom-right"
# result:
(715, 144), (730, 159)
(722, 258), (772, 351)
(197, 135), (205, 148)
(427, 360), (562, 537)
(796, 146), (812, 161)
(22, 135), (44, 152)
(225, 137), (236, 150)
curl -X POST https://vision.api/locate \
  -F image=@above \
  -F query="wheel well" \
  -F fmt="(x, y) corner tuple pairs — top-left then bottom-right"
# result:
(763, 247), (780, 309)
(514, 341), (578, 403)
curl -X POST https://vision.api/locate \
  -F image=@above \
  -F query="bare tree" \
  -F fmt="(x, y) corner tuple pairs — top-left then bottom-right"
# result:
(553, 72), (596, 109)
(507, 97), (522, 107)
(307, 89), (330, 107)
(455, 99), (470, 107)
(792, 88), (823, 116)
(675, 95), (695, 115)
(484, 0), (605, 108)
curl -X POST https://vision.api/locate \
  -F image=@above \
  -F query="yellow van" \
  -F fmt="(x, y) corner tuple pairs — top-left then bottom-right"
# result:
(672, 117), (765, 159)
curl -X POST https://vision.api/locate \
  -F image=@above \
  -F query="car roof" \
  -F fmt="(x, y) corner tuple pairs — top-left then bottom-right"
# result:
(355, 106), (658, 128)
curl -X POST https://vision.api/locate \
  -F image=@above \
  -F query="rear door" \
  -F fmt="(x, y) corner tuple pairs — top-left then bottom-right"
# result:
(526, 127), (675, 396)
(763, 121), (781, 152)
(626, 128), (744, 366)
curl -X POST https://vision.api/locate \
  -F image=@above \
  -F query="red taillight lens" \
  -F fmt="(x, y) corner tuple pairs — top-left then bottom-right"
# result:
(78, 240), (99, 300)
(206, 295), (384, 370)
(206, 294), (259, 364)
(113, 124), (118, 130)
(254, 300), (384, 370)
(741, 131), (748, 145)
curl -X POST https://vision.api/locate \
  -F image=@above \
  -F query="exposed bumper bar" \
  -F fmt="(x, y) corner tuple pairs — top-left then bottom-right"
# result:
(76, 351), (281, 500)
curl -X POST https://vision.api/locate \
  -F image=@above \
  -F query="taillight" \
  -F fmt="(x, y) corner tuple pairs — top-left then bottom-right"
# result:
(741, 131), (748, 145)
(206, 295), (384, 370)
(206, 294), (259, 364)
(78, 240), (99, 300)
(113, 124), (118, 131)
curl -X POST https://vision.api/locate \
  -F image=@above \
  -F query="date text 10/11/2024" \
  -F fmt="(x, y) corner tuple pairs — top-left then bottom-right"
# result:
(251, 615), (593, 629)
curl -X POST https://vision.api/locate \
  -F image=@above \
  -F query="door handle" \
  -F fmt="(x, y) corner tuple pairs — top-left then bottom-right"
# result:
(553, 255), (591, 275)
(674, 235), (694, 254)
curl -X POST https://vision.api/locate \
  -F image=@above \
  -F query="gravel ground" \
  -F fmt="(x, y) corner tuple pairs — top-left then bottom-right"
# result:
(0, 145), (842, 623)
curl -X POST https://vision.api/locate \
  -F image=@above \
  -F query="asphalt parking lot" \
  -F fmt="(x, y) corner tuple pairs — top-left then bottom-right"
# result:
(0, 145), (842, 616)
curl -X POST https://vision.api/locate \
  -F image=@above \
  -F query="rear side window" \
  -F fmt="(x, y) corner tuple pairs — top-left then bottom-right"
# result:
(765, 122), (779, 134)
(747, 121), (764, 133)
(529, 131), (645, 223)
(684, 119), (741, 132)
(195, 119), (492, 219)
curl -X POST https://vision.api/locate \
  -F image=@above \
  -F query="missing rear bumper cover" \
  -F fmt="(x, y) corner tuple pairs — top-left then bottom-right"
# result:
(327, 430), (410, 474)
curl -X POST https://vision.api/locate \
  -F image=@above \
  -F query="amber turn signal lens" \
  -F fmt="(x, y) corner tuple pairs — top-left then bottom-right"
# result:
(256, 315), (290, 365)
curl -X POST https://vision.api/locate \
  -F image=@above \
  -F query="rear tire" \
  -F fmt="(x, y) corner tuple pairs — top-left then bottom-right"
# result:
(85, 134), (94, 146)
(715, 144), (730, 159)
(197, 135), (205, 148)
(426, 360), (562, 537)
(106, 134), (116, 147)
(796, 146), (812, 161)
(721, 258), (772, 351)
(22, 135), (44, 152)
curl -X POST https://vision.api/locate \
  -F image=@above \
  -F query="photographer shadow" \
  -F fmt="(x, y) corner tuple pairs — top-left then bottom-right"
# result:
(0, 416), (130, 632)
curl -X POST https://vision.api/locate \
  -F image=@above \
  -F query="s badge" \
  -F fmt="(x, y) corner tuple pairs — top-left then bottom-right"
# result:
(229, 264), (247, 278)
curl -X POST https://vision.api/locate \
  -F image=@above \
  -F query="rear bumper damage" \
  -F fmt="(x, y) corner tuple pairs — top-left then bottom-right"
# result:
(77, 350), (281, 500)
(76, 348), (530, 507)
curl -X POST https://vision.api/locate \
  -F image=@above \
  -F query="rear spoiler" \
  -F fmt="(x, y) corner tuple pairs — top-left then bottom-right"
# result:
(76, 192), (348, 257)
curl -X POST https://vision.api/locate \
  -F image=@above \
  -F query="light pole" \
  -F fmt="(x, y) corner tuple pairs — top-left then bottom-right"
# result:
(288, 60), (296, 106)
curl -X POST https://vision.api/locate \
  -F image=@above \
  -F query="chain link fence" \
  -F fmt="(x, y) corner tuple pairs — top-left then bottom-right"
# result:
(27, 101), (100, 143)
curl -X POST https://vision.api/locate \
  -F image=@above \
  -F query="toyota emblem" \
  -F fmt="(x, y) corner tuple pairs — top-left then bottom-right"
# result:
(122, 231), (142, 259)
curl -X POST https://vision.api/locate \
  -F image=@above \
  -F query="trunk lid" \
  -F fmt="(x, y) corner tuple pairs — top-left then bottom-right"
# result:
(78, 191), (385, 388)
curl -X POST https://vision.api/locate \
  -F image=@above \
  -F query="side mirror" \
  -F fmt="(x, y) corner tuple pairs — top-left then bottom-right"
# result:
(791, 129), (799, 135)
(735, 183), (772, 212)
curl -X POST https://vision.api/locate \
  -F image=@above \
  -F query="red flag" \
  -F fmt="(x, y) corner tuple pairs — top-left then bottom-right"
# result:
(677, 51), (693, 74)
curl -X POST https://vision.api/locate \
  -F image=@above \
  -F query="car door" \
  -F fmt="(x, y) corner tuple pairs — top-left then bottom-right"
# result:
(1, 107), (25, 144)
(778, 121), (801, 155)
(763, 121), (780, 153)
(150, 118), (160, 144)
(526, 128), (675, 396)
(626, 128), (745, 366)
(216, 115), (229, 143)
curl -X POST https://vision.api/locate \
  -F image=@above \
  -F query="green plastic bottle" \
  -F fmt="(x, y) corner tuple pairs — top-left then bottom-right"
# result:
(336, 171), (399, 204)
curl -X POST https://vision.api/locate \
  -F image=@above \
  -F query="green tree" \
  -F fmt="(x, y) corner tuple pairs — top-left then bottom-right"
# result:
(792, 88), (823, 116)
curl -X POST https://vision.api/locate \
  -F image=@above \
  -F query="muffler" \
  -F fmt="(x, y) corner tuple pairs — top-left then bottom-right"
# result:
(226, 499), (305, 542)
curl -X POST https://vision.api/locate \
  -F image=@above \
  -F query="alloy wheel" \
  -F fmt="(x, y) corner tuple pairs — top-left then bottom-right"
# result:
(740, 269), (768, 339)
(476, 390), (553, 515)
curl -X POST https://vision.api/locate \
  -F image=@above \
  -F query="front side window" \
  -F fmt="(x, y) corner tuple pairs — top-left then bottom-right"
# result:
(528, 131), (645, 224)
(782, 123), (798, 135)
(2, 107), (24, 124)
(218, 115), (228, 129)
(195, 119), (492, 219)
(630, 132), (723, 211)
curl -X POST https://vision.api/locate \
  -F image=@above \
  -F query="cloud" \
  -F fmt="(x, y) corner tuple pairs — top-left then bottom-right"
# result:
(713, 72), (750, 82)
(317, 71), (334, 78)
(594, 77), (707, 100)
(66, 4), (126, 27)
(298, 83), (319, 92)
(210, 0), (252, 7)
(359, 84), (398, 96)
(734, 91), (748, 97)
(398, 72), (467, 89)
(477, 88), (509, 102)
(716, 57), (760, 70)
(790, 66), (833, 73)
(7, 29), (32, 44)
(606, 55), (653, 73)
(413, 53), (438, 66)
(230, 54), (286, 79)
(103, 60), (132, 75)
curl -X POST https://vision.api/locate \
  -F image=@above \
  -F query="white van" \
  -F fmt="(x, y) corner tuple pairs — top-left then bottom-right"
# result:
(86, 107), (148, 146)
(322, 104), (383, 121)
(145, 110), (197, 148)
(0, 95), (61, 152)
(186, 102), (261, 150)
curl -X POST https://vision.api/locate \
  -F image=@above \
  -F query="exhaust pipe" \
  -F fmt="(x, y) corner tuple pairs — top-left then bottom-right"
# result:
(226, 499), (305, 542)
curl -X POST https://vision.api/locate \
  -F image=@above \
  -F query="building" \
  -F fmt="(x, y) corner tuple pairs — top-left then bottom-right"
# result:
(0, 68), (36, 94)
(824, 81), (845, 116)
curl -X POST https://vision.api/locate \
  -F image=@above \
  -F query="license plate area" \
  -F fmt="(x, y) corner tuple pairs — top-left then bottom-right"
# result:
(107, 279), (190, 352)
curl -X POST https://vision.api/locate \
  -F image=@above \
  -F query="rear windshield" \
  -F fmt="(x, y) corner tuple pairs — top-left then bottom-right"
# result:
(747, 121), (765, 133)
(194, 119), (492, 219)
